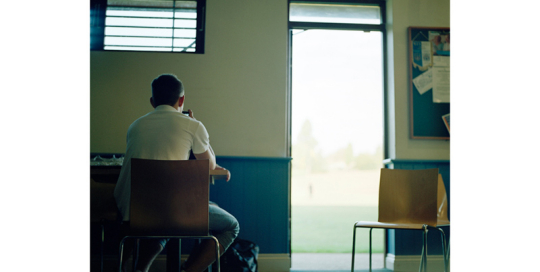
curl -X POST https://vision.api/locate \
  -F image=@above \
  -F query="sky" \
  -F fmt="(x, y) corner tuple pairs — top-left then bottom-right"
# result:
(291, 29), (383, 156)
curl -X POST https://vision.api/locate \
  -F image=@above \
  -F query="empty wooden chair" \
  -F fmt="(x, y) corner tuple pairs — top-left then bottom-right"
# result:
(351, 168), (450, 272)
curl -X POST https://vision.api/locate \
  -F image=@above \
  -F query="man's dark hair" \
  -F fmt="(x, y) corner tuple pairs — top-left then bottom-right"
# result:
(151, 74), (185, 107)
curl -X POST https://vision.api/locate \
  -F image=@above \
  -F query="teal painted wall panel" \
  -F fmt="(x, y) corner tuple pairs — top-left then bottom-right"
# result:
(211, 157), (291, 254)
(89, 154), (291, 255)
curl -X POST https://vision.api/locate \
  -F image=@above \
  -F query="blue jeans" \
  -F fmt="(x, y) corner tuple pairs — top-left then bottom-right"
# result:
(157, 203), (240, 250)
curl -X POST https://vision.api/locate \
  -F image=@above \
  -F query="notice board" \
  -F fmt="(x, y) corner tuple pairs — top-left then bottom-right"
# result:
(408, 27), (450, 140)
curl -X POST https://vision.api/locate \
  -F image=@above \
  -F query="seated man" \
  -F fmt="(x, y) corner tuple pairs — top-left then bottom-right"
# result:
(114, 74), (240, 272)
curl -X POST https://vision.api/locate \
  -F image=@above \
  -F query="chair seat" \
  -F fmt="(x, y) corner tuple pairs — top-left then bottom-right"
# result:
(355, 221), (426, 230)
(437, 218), (450, 227)
(355, 219), (450, 230)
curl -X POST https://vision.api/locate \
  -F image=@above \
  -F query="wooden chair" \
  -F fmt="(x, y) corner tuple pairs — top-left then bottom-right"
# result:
(118, 158), (220, 272)
(90, 178), (119, 272)
(351, 168), (450, 272)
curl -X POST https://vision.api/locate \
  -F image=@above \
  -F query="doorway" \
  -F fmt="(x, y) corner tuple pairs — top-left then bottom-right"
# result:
(289, 29), (385, 270)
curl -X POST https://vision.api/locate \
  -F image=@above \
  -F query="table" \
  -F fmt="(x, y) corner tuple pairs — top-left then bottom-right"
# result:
(90, 165), (229, 183)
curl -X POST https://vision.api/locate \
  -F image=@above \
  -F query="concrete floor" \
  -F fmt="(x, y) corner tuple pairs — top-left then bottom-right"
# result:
(291, 253), (390, 271)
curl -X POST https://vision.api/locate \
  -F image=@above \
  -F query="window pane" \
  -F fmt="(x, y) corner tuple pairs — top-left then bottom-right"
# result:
(290, 3), (381, 24)
(105, 36), (173, 46)
(173, 38), (195, 47)
(99, 0), (202, 53)
(173, 47), (196, 52)
(105, 46), (172, 51)
(173, 29), (196, 38)
(106, 17), (173, 27)
(107, 0), (196, 9)
(106, 9), (174, 18)
(174, 10), (196, 19)
(106, 8), (195, 18)
(105, 27), (174, 37)
(173, 19), (197, 28)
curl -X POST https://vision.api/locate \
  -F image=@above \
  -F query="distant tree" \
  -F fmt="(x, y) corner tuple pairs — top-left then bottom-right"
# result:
(353, 145), (383, 170)
(326, 143), (354, 169)
(292, 119), (326, 174)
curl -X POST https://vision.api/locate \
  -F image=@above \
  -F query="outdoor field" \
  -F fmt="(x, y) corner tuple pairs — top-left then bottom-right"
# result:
(291, 169), (384, 253)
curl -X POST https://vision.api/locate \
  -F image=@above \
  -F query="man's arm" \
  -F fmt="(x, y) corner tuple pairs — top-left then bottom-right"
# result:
(193, 144), (232, 181)
(189, 109), (230, 181)
(193, 145), (217, 170)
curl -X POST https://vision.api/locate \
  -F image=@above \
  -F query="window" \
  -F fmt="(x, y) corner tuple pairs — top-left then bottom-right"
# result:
(288, 1), (388, 268)
(290, 2), (381, 24)
(90, 0), (206, 53)
(288, 0), (385, 32)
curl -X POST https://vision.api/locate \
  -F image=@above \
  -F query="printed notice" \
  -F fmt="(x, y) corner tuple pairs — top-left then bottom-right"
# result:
(413, 68), (433, 95)
(433, 56), (450, 67)
(432, 67), (450, 103)
(412, 41), (432, 68)
(421, 41), (432, 67)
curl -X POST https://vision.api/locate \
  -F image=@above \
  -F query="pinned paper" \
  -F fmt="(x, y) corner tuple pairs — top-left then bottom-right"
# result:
(432, 67), (450, 103)
(412, 41), (432, 69)
(442, 113), (450, 133)
(413, 68), (433, 95)
(433, 56), (450, 67)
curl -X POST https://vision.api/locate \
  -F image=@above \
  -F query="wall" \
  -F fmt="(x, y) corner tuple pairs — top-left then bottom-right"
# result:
(91, 0), (451, 270)
(211, 156), (291, 254)
(384, 0), (450, 270)
(385, 0), (450, 160)
(91, 0), (289, 158)
(90, 0), (291, 270)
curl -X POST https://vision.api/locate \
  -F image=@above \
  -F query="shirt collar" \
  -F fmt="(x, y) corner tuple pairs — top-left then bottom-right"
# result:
(155, 104), (179, 112)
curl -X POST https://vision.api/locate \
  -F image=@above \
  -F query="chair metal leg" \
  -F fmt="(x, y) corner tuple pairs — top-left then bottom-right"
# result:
(212, 236), (221, 272)
(446, 237), (450, 265)
(423, 226), (428, 272)
(437, 228), (448, 272)
(418, 241), (424, 272)
(100, 223), (105, 272)
(351, 224), (357, 272)
(134, 239), (140, 271)
(118, 237), (127, 272)
(369, 228), (373, 272)
(120, 236), (220, 272)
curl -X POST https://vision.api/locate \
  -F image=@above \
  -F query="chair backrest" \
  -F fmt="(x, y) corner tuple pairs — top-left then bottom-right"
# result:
(378, 168), (439, 226)
(90, 178), (118, 222)
(436, 173), (450, 225)
(130, 158), (210, 236)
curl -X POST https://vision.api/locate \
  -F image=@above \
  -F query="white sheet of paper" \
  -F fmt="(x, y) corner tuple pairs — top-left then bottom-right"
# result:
(421, 41), (432, 67)
(413, 68), (433, 95)
(433, 56), (450, 67)
(432, 67), (450, 103)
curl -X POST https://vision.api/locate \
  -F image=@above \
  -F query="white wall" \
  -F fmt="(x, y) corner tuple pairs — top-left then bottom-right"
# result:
(91, 0), (450, 160)
(90, 0), (289, 157)
(386, 0), (450, 160)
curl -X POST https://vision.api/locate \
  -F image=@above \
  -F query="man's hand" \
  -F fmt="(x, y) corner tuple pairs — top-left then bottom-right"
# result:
(187, 109), (196, 120)
(215, 165), (231, 182)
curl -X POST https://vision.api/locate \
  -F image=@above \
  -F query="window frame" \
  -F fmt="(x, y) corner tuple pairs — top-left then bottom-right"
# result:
(289, 0), (385, 32)
(287, 0), (388, 159)
(286, 0), (389, 257)
(90, 0), (206, 54)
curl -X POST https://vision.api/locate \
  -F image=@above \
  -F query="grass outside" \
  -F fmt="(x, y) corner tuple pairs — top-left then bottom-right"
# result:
(292, 205), (384, 253)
